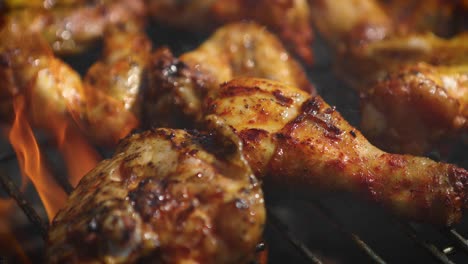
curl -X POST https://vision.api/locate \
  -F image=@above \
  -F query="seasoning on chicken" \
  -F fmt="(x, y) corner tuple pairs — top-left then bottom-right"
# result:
(147, 0), (314, 63)
(148, 55), (468, 225)
(47, 127), (265, 263)
(144, 22), (314, 128)
(204, 78), (468, 225)
(1, 0), (145, 55)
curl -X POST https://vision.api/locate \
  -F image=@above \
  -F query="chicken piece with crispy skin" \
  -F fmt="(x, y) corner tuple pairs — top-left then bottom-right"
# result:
(47, 127), (265, 263)
(349, 33), (468, 154)
(309, 0), (468, 155)
(147, 53), (468, 225)
(203, 78), (468, 225)
(144, 22), (314, 128)
(0, 22), (151, 146)
(0, 29), (85, 130)
(147, 0), (314, 63)
(1, 0), (146, 55)
(361, 63), (468, 155)
(80, 22), (152, 145)
(340, 33), (468, 89)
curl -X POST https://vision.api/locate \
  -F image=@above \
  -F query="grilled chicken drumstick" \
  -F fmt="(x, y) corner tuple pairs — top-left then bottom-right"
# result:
(144, 22), (314, 129)
(204, 78), (468, 225)
(147, 0), (314, 63)
(47, 127), (265, 263)
(147, 47), (468, 225)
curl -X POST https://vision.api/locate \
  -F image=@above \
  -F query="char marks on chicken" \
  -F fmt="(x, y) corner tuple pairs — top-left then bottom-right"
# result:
(47, 128), (265, 263)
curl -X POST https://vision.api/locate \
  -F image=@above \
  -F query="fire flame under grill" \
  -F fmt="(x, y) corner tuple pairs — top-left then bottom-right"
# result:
(0, 25), (468, 264)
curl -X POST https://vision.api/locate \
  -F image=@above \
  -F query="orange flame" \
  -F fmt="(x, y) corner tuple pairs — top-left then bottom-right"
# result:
(53, 114), (101, 188)
(8, 96), (68, 221)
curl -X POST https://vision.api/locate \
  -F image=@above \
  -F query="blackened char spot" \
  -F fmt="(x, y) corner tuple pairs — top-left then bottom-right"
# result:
(128, 178), (168, 221)
(295, 97), (343, 139)
(191, 131), (237, 160)
(238, 129), (269, 145)
(272, 89), (293, 106)
(301, 96), (322, 114)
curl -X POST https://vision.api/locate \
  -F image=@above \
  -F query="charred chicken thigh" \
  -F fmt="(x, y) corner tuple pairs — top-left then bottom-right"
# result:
(47, 127), (265, 263)
(147, 0), (314, 63)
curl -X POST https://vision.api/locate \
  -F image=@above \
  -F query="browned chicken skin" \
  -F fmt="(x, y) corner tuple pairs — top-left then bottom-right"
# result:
(144, 22), (314, 129)
(0, 21), (151, 146)
(309, 0), (468, 154)
(80, 21), (152, 145)
(361, 62), (468, 155)
(206, 78), (468, 225)
(47, 127), (265, 263)
(0, 29), (86, 130)
(147, 48), (468, 225)
(147, 0), (314, 63)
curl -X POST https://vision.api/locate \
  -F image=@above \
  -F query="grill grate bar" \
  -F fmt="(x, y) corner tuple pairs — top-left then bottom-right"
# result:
(398, 222), (455, 264)
(304, 200), (386, 264)
(267, 208), (324, 264)
(445, 229), (468, 255)
(0, 171), (48, 240)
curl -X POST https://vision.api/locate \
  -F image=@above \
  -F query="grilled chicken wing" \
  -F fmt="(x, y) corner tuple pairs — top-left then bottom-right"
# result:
(309, 0), (468, 154)
(1, 0), (145, 55)
(144, 22), (314, 128)
(80, 22), (152, 145)
(345, 33), (468, 154)
(147, 58), (468, 225)
(361, 63), (468, 154)
(147, 0), (314, 63)
(0, 22), (150, 146)
(47, 128), (265, 263)
(0, 29), (85, 130)
(340, 33), (468, 89)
